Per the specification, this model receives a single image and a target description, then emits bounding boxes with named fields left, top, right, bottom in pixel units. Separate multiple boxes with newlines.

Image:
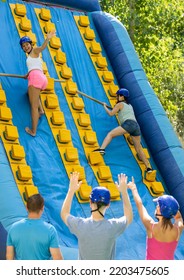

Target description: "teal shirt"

left=118, top=102, right=136, bottom=124
left=7, top=218, right=60, bottom=260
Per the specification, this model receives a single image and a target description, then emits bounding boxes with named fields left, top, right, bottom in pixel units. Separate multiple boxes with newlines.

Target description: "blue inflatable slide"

left=0, top=0, right=184, bottom=260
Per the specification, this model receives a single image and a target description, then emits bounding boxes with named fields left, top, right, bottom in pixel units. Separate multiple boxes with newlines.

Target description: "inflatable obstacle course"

left=0, top=83, right=39, bottom=203
left=74, top=15, right=164, bottom=197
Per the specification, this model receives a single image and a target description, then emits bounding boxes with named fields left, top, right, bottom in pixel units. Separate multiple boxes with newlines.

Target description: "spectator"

left=6, top=193, right=63, bottom=260
left=128, top=177, right=184, bottom=259
left=61, top=171, right=133, bottom=260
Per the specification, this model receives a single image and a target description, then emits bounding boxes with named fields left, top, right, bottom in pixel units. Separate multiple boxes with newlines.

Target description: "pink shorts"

left=28, top=70, right=48, bottom=90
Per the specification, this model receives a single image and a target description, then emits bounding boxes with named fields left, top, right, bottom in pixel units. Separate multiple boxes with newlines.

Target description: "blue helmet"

left=153, top=195, right=179, bottom=218
left=90, top=187, right=110, bottom=205
left=19, top=36, right=32, bottom=47
left=116, top=88, right=129, bottom=97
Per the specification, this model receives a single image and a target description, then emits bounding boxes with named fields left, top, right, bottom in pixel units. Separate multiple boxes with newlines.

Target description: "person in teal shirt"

left=6, top=194, right=63, bottom=260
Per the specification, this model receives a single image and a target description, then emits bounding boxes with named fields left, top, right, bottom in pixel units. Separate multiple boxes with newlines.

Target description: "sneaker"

left=146, top=167, right=153, bottom=173
left=93, top=148, right=105, bottom=155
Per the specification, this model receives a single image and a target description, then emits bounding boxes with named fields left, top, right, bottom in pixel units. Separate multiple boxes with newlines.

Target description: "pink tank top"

left=146, top=224, right=179, bottom=260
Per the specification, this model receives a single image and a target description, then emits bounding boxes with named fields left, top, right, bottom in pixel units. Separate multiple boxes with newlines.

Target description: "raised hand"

left=69, top=171, right=82, bottom=192
left=127, top=176, right=137, bottom=191
left=47, top=30, right=56, bottom=40
left=115, top=173, right=128, bottom=193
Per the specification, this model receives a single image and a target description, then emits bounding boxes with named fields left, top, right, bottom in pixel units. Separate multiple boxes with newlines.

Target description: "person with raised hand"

left=128, top=177, right=184, bottom=260
left=19, top=30, right=56, bottom=136
left=61, top=172, right=133, bottom=260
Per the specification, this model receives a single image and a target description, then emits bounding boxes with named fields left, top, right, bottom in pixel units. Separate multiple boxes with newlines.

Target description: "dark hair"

left=27, top=194, right=44, bottom=213
left=116, top=95, right=129, bottom=105
left=161, top=217, right=173, bottom=231
left=96, top=201, right=108, bottom=209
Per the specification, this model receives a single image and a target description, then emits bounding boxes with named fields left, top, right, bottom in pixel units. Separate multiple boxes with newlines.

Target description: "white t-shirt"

left=26, top=56, right=43, bottom=72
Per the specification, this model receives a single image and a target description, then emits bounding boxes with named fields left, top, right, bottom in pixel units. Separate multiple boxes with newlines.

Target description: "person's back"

left=67, top=216, right=127, bottom=260
left=61, top=172, right=133, bottom=260
left=7, top=218, right=60, bottom=260
left=146, top=223, right=179, bottom=260
left=118, top=102, right=136, bottom=124
left=6, top=194, right=63, bottom=260
left=128, top=181, right=184, bottom=260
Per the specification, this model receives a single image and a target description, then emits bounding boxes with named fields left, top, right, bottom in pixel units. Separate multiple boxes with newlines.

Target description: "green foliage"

left=100, top=0, right=184, bottom=140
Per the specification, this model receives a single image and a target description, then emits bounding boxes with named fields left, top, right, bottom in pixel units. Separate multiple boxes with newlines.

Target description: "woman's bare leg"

left=38, top=97, right=44, bottom=116
left=100, top=126, right=126, bottom=149
left=132, top=135, right=151, bottom=169
left=26, top=86, right=40, bottom=136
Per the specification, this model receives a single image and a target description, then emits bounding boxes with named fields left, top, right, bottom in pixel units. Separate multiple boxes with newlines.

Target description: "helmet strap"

left=91, top=208, right=104, bottom=218
left=155, top=213, right=163, bottom=217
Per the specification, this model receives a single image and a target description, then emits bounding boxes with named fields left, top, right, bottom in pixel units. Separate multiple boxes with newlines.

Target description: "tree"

left=100, top=0, right=184, bottom=141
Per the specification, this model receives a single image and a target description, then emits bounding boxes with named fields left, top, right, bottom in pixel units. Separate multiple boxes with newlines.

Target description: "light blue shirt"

left=7, top=218, right=60, bottom=260
left=118, top=102, right=136, bottom=124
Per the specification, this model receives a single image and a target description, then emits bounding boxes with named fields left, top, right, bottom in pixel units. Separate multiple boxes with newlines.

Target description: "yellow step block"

left=96, top=57, right=107, bottom=68
left=108, top=84, right=119, bottom=97
left=102, top=71, right=114, bottom=83
left=84, top=28, right=95, bottom=40
left=26, top=31, right=37, bottom=45
left=17, top=165, right=32, bottom=181
left=69, top=165, right=86, bottom=180
left=88, top=152, right=103, bottom=165
left=11, top=144, right=25, bottom=160
left=150, top=182, right=164, bottom=195
left=65, top=147, right=78, bottom=162
left=40, top=8, right=51, bottom=21
left=97, top=166, right=112, bottom=180
left=55, top=50, right=66, bottom=64
left=78, top=113, right=91, bottom=127
left=45, top=95, right=59, bottom=109
left=19, top=17, right=31, bottom=32
left=58, top=129, right=71, bottom=143
left=0, top=90, right=6, bottom=104
left=60, top=65, right=72, bottom=79
left=24, top=185, right=39, bottom=201
left=51, top=111, right=65, bottom=126
left=65, top=80, right=77, bottom=95
left=4, top=125, right=19, bottom=141
left=50, top=36, right=61, bottom=49
left=78, top=184, right=92, bottom=201
left=0, top=107, right=12, bottom=121
left=144, top=169, right=157, bottom=182
left=90, top=41, right=102, bottom=54
left=78, top=15, right=90, bottom=27
left=44, top=21, right=55, bottom=33
left=45, top=77, right=55, bottom=91
left=72, top=97, right=84, bottom=110
left=106, top=183, right=120, bottom=200
left=42, top=61, right=48, bottom=75
left=84, top=131, right=97, bottom=145
left=14, top=3, right=27, bottom=16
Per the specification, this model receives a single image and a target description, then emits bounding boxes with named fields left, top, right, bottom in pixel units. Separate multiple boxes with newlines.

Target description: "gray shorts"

left=121, top=119, right=141, bottom=136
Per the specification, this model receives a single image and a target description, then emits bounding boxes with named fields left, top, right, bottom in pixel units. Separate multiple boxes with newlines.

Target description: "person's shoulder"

left=9, top=218, right=27, bottom=231
left=114, top=101, right=123, bottom=110
left=108, top=216, right=127, bottom=224
left=42, top=220, right=56, bottom=228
